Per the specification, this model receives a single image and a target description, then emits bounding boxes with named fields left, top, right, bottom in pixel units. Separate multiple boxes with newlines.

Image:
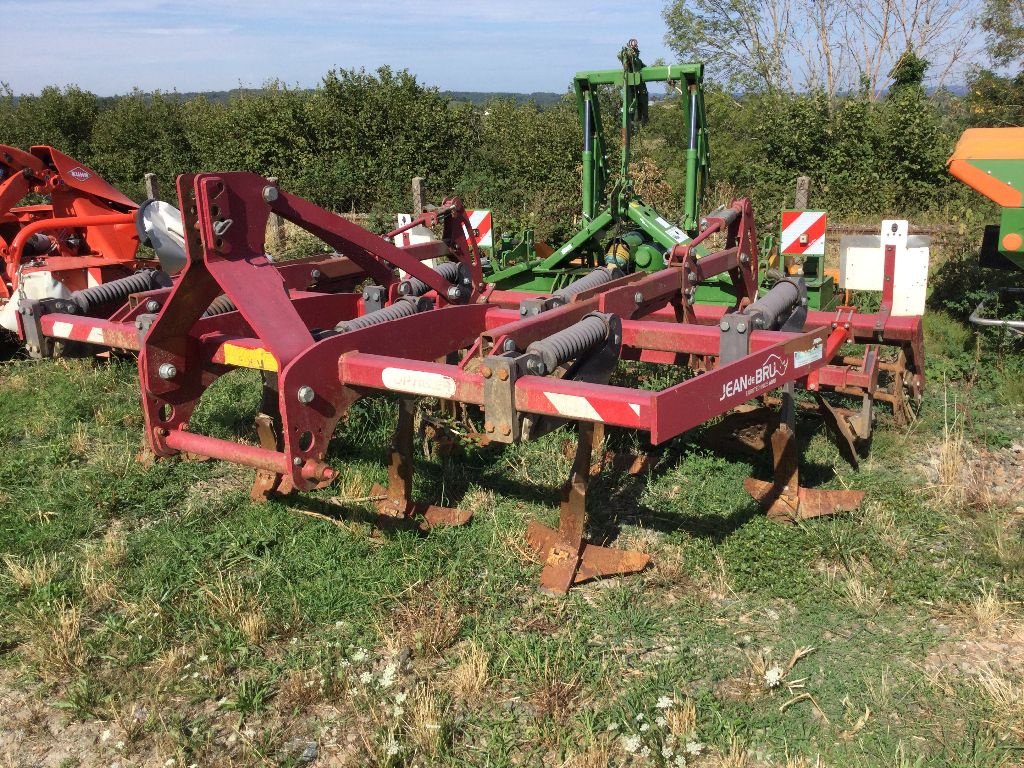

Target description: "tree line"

left=0, top=47, right=1019, bottom=243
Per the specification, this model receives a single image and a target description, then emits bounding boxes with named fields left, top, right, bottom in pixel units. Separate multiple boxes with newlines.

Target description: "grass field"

left=1, top=298, right=1023, bottom=766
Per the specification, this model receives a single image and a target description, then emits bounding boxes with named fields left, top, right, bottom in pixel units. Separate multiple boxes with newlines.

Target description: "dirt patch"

left=921, top=439, right=1024, bottom=509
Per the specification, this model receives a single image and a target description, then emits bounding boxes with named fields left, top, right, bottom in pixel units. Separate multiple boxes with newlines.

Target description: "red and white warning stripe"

left=466, top=210, right=492, bottom=248
left=780, top=211, right=826, bottom=255
left=541, top=391, right=643, bottom=425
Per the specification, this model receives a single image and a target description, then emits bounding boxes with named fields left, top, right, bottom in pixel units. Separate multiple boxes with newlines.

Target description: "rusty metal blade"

left=419, top=505, right=473, bottom=530
left=796, top=488, right=864, bottom=519
left=814, top=394, right=860, bottom=470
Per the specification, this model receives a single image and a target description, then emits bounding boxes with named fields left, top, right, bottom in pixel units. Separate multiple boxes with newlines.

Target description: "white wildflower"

left=163, top=760, right=176, bottom=768
left=115, top=741, right=125, bottom=750
left=290, top=637, right=298, bottom=645
left=656, top=695, right=674, bottom=709
left=198, top=654, right=209, bottom=663
left=395, top=691, right=408, bottom=704
left=359, top=671, right=373, bottom=685
left=640, top=723, right=650, bottom=732
left=379, top=662, right=398, bottom=689
left=685, top=740, right=704, bottom=756
left=656, top=716, right=668, bottom=727
left=606, top=722, right=620, bottom=731
left=385, top=738, right=400, bottom=756
left=635, top=713, right=645, bottom=721
left=620, top=734, right=642, bottom=754
left=100, top=730, right=112, bottom=743
left=764, top=664, right=784, bottom=688
left=350, top=648, right=368, bottom=663
left=640, top=746, right=651, bottom=758
left=673, top=756, right=688, bottom=768
left=393, top=706, right=404, bottom=717
left=662, top=745, right=675, bottom=758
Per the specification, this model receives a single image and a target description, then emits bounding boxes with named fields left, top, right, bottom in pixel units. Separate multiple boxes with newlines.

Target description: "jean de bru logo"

left=719, top=353, right=789, bottom=401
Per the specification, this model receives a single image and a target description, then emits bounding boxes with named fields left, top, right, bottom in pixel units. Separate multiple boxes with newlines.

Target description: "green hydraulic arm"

left=486, top=40, right=709, bottom=290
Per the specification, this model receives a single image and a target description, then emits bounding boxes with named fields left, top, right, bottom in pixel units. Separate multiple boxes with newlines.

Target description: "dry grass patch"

left=861, top=501, right=909, bottom=559
left=380, top=589, right=463, bottom=657
left=202, top=572, right=269, bottom=644
left=2, top=553, right=59, bottom=590
left=16, top=598, right=85, bottom=680
left=405, top=683, right=446, bottom=757
left=447, top=640, right=489, bottom=699
left=528, top=661, right=582, bottom=723
left=974, top=664, right=1024, bottom=738
left=823, top=557, right=887, bottom=615
left=278, top=666, right=329, bottom=711
left=562, top=737, right=613, bottom=768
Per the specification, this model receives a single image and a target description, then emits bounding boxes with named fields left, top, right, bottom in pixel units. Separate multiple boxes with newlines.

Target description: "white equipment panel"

left=839, top=220, right=930, bottom=316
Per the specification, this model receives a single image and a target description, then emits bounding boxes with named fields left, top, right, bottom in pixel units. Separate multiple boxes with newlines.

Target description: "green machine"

left=948, top=127, right=1024, bottom=333
left=485, top=40, right=716, bottom=295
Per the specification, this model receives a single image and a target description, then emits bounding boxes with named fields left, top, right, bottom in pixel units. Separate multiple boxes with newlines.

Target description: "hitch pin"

left=213, top=218, right=233, bottom=236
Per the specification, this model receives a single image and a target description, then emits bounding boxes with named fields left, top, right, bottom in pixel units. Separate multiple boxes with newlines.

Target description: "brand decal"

left=719, top=353, right=789, bottom=401
left=68, top=166, right=91, bottom=182
left=794, top=340, right=824, bottom=368
left=382, top=367, right=457, bottom=398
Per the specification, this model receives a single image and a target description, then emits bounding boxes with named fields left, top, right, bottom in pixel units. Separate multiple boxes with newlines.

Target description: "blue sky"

left=0, top=0, right=675, bottom=95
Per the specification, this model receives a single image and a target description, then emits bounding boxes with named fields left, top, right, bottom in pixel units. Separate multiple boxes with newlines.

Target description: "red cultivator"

left=6, top=170, right=927, bottom=593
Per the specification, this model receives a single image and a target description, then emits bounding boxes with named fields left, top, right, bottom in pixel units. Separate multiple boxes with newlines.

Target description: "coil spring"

left=401, top=261, right=463, bottom=296
left=69, top=269, right=165, bottom=315
left=552, top=267, right=622, bottom=302
left=334, top=297, right=424, bottom=333
left=526, top=313, right=609, bottom=375
left=202, top=295, right=237, bottom=317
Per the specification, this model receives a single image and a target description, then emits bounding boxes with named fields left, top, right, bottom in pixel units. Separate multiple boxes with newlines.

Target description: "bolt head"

left=736, top=322, right=747, bottom=333
left=484, top=421, right=494, bottom=433
left=293, top=456, right=303, bottom=466
left=145, top=299, right=161, bottom=313
left=157, top=363, right=177, bottom=380
left=502, top=338, right=517, bottom=353
left=446, top=285, right=462, bottom=301
left=297, top=385, right=315, bottom=404
left=520, top=306, right=528, bottom=315
left=497, top=368, right=509, bottom=381
left=688, top=271, right=698, bottom=282
left=720, top=320, right=731, bottom=331
left=480, top=366, right=492, bottom=379
left=262, top=185, right=279, bottom=203
left=397, top=281, right=411, bottom=296
left=310, top=269, right=321, bottom=280
left=633, top=291, right=644, bottom=304
left=500, top=425, right=512, bottom=436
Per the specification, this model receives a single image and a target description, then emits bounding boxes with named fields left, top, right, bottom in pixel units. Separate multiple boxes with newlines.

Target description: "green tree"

left=662, top=0, right=790, bottom=92
left=89, top=90, right=196, bottom=200
left=981, top=0, right=1024, bottom=66
left=5, top=86, right=100, bottom=161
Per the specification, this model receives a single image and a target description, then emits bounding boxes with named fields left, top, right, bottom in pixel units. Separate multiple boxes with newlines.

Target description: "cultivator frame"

left=123, top=172, right=905, bottom=590
left=2, top=167, right=930, bottom=591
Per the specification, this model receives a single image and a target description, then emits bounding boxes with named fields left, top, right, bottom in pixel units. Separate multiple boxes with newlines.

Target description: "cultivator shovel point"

left=525, top=423, right=649, bottom=594
left=744, top=421, right=865, bottom=523
left=370, top=397, right=472, bottom=531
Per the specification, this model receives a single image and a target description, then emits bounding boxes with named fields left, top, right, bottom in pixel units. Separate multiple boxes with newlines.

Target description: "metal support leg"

left=251, top=373, right=295, bottom=501
left=371, top=397, right=472, bottom=530
left=525, top=421, right=649, bottom=594
left=745, top=384, right=864, bottom=522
